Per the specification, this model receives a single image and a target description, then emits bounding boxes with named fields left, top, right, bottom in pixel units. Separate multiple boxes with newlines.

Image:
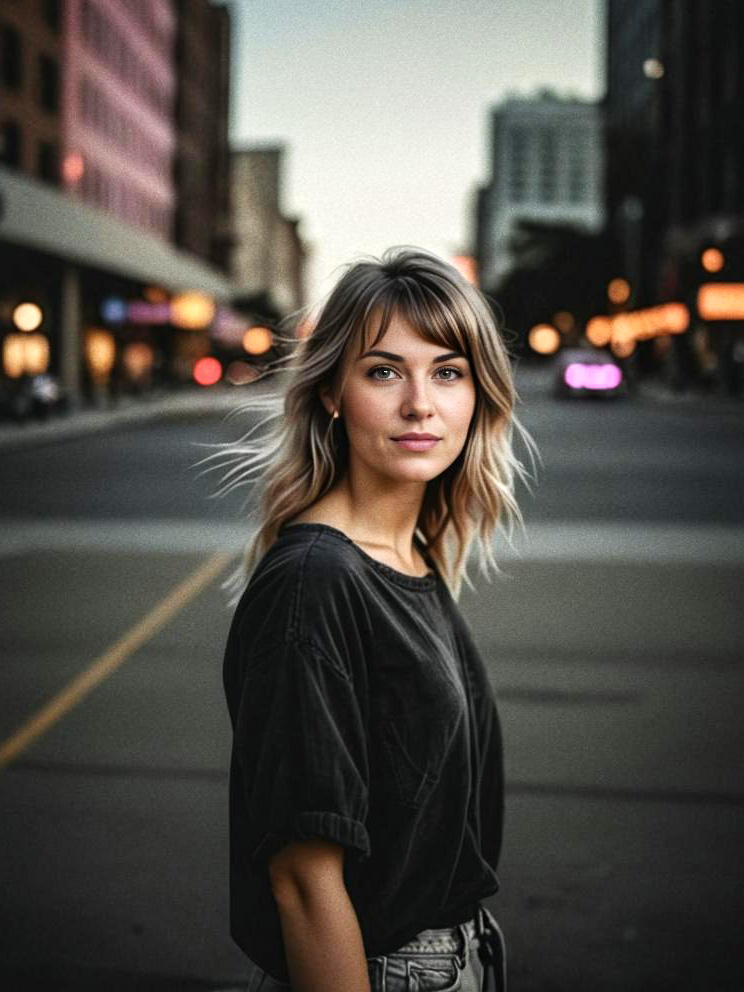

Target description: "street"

left=1, top=367, right=743, bottom=991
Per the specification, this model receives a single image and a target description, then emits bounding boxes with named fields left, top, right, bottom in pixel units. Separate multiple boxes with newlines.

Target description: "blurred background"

left=0, top=1, right=743, bottom=990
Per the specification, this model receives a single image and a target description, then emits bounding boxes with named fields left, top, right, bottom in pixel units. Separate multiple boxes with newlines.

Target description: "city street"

left=1, top=367, right=743, bottom=991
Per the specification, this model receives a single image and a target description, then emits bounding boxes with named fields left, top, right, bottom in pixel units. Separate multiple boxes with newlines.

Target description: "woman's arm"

left=269, top=838, right=372, bottom=992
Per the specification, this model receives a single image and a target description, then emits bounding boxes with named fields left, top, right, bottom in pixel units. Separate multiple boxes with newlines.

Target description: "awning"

left=0, top=165, right=235, bottom=300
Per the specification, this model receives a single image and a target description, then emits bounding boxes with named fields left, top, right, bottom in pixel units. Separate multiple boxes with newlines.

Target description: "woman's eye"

left=367, top=366, right=463, bottom=381
left=436, top=367, right=463, bottom=380
left=368, top=366, right=398, bottom=380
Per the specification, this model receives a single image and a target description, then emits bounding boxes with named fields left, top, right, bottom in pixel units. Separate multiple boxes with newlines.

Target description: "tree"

left=484, top=221, right=623, bottom=355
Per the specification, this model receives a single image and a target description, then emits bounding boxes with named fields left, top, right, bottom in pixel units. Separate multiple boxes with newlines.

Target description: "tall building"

left=657, top=2, right=744, bottom=264
left=607, top=0, right=744, bottom=286
left=476, top=93, right=604, bottom=290
left=0, top=0, right=63, bottom=185
left=606, top=0, right=744, bottom=386
left=173, top=0, right=231, bottom=271
left=604, top=0, right=664, bottom=309
left=62, top=0, right=177, bottom=240
left=230, top=144, right=306, bottom=315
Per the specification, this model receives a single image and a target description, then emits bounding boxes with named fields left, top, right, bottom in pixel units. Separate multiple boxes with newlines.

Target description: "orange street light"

left=701, top=248, right=725, bottom=274
left=171, top=291, right=215, bottom=330
left=242, top=326, right=273, bottom=355
left=697, top=283, right=744, bottom=320
left=528, top=324, right=560, bottom=355
left=607, top=278, right=631, bottom=305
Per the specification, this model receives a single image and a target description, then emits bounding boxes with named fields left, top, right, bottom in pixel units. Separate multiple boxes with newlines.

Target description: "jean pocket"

left=382, top=715, right=442, bottom=809
left=407, top=955, right=463, bottom=992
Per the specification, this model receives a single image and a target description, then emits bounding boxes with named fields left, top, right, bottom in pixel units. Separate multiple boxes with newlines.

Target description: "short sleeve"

left=233, top=637, right=371, bottom=872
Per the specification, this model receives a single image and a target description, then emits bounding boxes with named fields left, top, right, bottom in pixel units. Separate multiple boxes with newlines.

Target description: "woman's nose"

left=400, top=376, right=434, bottom=418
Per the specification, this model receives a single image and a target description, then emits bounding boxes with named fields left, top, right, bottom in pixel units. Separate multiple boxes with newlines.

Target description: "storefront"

left=0, top=164, right=235, bottom=408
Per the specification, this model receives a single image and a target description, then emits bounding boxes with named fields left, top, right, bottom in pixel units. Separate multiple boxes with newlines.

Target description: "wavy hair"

left=194, top=246, right=540, bottom=605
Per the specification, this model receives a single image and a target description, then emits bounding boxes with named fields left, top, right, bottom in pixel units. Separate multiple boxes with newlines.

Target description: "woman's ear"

left=318, top=384, right=336, bottom=418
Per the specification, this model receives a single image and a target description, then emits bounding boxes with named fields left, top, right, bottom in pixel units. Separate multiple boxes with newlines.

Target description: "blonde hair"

left=195, top=246, right=540, bottom=605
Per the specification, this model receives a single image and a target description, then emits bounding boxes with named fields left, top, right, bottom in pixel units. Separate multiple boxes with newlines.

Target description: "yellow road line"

left=0, top=551, right=233, bottom=771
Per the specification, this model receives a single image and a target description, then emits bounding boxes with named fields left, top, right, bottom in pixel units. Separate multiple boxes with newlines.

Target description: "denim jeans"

left=243, top=912, right=488, bottom=992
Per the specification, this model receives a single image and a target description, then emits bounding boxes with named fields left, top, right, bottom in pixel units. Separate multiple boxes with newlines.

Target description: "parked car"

left=0, top=374, right=70, bottom=422
left=553, top=348, right=628, bottom=400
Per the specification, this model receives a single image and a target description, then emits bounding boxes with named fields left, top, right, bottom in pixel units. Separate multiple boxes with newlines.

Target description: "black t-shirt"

left=222, top=522, right=504, bottom=982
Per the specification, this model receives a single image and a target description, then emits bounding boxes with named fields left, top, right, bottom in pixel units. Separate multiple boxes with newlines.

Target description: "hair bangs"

left=355, top=277, right=471, bottom=362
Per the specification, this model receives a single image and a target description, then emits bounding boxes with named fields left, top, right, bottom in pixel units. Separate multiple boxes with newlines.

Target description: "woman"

left=213, top=247, right=538, bottom=992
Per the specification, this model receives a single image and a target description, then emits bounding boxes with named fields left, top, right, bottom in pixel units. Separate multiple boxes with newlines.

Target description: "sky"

left=226, top=0, right=605, bottom=305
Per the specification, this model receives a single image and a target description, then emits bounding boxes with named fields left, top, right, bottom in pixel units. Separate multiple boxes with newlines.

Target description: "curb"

left=0, top=381, right=277, bottom=453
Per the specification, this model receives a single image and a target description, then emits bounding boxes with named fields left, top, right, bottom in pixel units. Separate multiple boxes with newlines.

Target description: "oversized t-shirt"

left=222, top=521, right=504, bottom=982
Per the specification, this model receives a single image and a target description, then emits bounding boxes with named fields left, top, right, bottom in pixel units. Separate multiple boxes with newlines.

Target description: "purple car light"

left=564, top=362, right=623, bottom=391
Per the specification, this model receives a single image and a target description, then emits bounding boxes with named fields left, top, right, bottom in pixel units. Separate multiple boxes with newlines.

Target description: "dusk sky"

left=227, top=0, right=605, bottom=305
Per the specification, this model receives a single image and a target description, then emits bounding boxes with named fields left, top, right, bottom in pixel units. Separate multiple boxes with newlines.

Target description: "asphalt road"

left=0, top=367, right=743, bottom=991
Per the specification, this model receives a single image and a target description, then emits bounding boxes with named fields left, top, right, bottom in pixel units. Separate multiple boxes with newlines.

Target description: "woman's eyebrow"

left=357, top=349, right=465, bottom=363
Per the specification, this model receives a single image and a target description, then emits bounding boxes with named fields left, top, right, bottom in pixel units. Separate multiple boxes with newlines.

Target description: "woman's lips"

left=393, top=438, right=440, bottom=451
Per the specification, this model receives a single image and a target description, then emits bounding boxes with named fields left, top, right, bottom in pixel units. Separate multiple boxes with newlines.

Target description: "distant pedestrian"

left=215, top=246, right=538, bottom=991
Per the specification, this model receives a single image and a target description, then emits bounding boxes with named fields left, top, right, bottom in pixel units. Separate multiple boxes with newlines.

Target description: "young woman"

left=214, top=247, right=537, bottom=992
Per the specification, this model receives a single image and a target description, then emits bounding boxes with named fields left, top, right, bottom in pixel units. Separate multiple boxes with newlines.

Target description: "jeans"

left=244, top=909, right=497, bottom=991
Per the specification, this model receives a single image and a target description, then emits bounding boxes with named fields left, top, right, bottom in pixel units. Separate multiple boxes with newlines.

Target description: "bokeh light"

left=643, top=57, right=665, bottom=79
left=697, top=283, right=744, bottom=320
left=171, top=291, right=216, bottom=330
left=194, top=356, right=222, bottom=386
left=85, top=329, right=117, bottom=382
left=586, top=316, right=612, bottom=347
left=3, top=333, right=50, bottom=377
left=528, top=324, right=561, bottom=354
left=611, top=337, right=636, bottom=358
left=700, top=248, right=724, bottom=274
left=62, top=152, right=85, bottom=183
left=12, top=302, right=43, bottom=332
left=607, top=278, right=631, bottom=304
left=122, top=342, right=154, bottom=381
left=242, top=326, right=273, bottom=355
left=553, top=311, right=574, bottom=333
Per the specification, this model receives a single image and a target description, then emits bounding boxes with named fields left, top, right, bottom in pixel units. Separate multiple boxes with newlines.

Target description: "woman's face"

left=332, top=310, right=477, bottom=486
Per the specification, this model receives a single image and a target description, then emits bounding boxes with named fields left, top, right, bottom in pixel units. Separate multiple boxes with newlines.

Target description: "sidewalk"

left=0, top=381, right=276, bottom=453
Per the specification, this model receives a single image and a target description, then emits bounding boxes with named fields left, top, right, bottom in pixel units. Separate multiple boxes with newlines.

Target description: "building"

left=476, top=92, right=605, bottom=290
left=62, top=0, right=176, bottom=240
left=230, top=144, right=306, bottom=315
left=173, top=0, right=231, bottom=270
left=605, top=0, right=744, bottom=387
left=0, top=1, right=237, bottom=407
left=0, top=0, right=63, bottom=185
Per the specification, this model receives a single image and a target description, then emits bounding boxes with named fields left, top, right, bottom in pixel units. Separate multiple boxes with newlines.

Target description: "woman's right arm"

left=269, top=838, right=372, bottom=992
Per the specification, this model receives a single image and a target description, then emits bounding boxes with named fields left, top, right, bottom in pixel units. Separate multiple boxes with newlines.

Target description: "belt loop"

left=455, top=920, right=470, bottom=970
left=475, top=902, right=507, bottom=992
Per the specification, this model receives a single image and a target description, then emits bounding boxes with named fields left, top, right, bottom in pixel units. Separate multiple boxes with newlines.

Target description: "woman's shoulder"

left=232, top=523, right=370, bottom=675
left=237, top=521, right=365, bottom=622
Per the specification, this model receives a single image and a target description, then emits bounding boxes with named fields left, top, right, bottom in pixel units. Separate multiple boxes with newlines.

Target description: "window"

left=568, top=153, right=585, bottom=204
left=38, top=54, right=59, bottom=113
left=0, top=23, right=22, bottom=89
left=38, top=139, right=58, bottom=183
left=81, top=0, right=92, bottom=42
left=0, top=119, right=22, bottom=166
left=568, top=174, right=584, bottom=203
left=42, top=0, right=61, bottom=33
left=539, top=128, right=558, bottom=203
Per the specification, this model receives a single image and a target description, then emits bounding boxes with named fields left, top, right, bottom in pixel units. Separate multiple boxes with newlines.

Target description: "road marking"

left=0, top=552, right=233, bottom=771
